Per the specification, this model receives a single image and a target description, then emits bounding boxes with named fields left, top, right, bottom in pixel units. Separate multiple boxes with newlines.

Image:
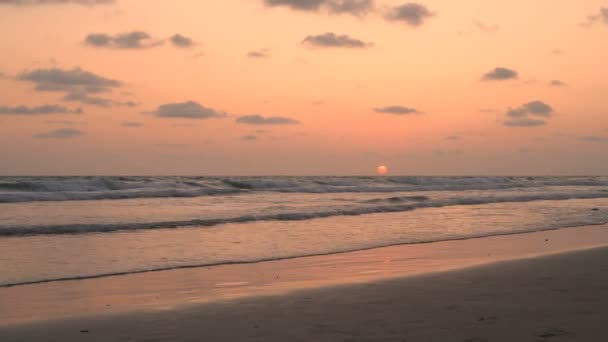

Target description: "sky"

left=0, top=0, right=607, bottom=176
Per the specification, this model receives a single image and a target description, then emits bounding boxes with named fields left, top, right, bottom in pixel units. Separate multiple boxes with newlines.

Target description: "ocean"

left=0, top=176, right=607, bottom=287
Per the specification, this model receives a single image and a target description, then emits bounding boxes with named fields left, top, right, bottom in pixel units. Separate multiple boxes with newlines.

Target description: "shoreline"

left=1, top=223, right=607, bottom=328
left=3, top=220, right=608, bottom=289
left=2, top=244, right=608, bottom=341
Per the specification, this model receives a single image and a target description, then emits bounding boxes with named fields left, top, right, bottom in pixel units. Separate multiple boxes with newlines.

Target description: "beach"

left=3, top=0, right=608, bottom=339
left=2, top=223, right=607, bottom=341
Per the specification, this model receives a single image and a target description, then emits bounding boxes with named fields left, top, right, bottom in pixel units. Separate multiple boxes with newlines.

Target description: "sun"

left=376, top=165, right=388, bottom=175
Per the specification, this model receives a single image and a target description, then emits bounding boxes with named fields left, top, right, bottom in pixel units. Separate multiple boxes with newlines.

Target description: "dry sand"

left=1, top=225, right=608, bottom=341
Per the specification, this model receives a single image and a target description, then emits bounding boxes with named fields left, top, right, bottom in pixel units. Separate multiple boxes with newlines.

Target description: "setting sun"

left=376, top=165, right=388, bottom=175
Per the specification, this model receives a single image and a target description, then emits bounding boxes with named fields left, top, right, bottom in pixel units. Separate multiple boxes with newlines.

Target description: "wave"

left=3, top=220, right=607, bottom=288
left=1, top=176, right=608, bottom=203
left=2, top=190, right=606, bottom=237
left=364, top=195, right=430, bottom=203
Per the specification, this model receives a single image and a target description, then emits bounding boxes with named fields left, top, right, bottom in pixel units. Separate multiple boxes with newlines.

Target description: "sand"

left=1, top=225, right=608, bottom=341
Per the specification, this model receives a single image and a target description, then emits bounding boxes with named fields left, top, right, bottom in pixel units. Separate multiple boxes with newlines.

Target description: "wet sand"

left=1, top=224, right=608, bottom=341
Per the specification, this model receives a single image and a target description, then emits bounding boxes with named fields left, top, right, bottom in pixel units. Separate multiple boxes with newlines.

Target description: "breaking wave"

left=2, top=190, right=607, bottom=237
left=1, top=176, right=608, bottom=203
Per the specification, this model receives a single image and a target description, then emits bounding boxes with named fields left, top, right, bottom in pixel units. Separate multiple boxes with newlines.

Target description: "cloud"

left=240, top=134, right=258, bottom=141
left=148, top=101, right=226, bottom=119
left=45, top=120, right=87, bottom=125
left=549, top=80, right=566, bottom=87
left=264, top=0, right=326, bottom=11
left=326, top=0, right=373, bottom=15
left=504, top=118, right=547, bottom=127
left=247, top=48, right=271, bottom=58
left=113, top=100, right=138, bottom=107
left=384, top=3, right=434, bottom=26
left=169, top=34, right=195, bottom=48
left=17, top=67, right=121, bottom=93
left=482, top=67, right=518, bottom=81
left=433, top=149, right=463, bottom=158
left=236, top=114, right=300, bottom=125
left=526, top=101, right=553, bottom=115
left=153, top=143, right=198, bottom=149
left=86, top=32, right=196, bottom=50
left=62, top=92, right=137, bottom=107
left=506, top=101, right=553, bottom=118
left=473, top=20, right=499, bottom=32
left=0, top=104, right=82, bottom=115
left=33, top=128, right=85, bottom=139
left=445, top=135, right=462, bottom=141
left=122, top=121, right=142, bottom=127
left=302, top=32, right=372, bottom=48
left=580, top=136, right=608, bottom=142
left=374, top=105, right=421, bottom=115
left=85, top=31, right=162, bottom=49
left=581, top=7, right=608, bottom=27
left=263, top=0, right=374, bottom=16
left=61, top=92, right=111, bottom=107
left=0, top=0, right=112, bottom=5
left=503, top=101, right=553, bottom=127
left=16, top=67, right=134, bottom=107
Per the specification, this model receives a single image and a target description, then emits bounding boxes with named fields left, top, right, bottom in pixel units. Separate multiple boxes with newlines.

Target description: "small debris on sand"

left=537, top=328, right=575, bottom=339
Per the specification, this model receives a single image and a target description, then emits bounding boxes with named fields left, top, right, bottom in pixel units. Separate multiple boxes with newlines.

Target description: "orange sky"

left=0, top=0, right=607, bottom=175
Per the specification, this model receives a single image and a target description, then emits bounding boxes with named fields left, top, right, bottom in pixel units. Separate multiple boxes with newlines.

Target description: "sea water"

left=0, top=176, right=607, bottom=286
